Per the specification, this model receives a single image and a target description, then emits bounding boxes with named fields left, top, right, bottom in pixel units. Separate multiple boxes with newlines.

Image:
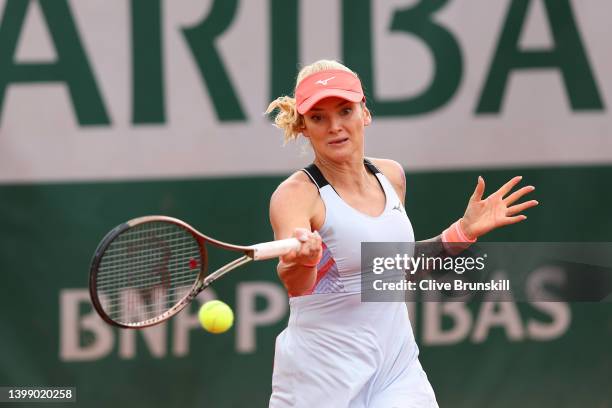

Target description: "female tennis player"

left=266, top=60, right=538, bottom=407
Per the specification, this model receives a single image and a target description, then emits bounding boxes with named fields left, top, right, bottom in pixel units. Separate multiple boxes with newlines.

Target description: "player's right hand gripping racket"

left=89, top=216, right=300, bottom=329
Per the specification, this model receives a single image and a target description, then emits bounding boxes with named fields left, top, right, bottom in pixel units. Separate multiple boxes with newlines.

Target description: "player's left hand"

left=460, top=176, right=539, bottom=239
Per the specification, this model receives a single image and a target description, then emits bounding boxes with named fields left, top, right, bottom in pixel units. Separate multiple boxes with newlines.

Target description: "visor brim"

left=297, top=89, right=364, bottom=115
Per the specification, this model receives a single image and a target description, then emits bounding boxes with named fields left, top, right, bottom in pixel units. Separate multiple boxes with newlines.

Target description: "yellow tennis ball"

left=198, top=300, right=234, bottom=334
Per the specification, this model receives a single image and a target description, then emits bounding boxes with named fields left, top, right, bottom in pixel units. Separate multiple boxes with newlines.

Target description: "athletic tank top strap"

left=363, top=158, right=381, bottom=175
left=302, top=163, right=329, bottom=189
left=302, top=159, right=380, bottom=190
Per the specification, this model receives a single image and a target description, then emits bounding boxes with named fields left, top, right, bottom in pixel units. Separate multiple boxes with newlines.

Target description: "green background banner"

left=1, top=167, right=611, bottom=407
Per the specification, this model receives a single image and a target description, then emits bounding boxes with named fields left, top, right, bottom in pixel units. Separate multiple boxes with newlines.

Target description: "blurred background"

left=0, top=0, right=610, bottom=406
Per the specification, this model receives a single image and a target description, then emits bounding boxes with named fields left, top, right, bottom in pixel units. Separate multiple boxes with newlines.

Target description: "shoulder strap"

left=364, top=158, right=381, bottom=175
left=301, top=163, right=329, bottom=190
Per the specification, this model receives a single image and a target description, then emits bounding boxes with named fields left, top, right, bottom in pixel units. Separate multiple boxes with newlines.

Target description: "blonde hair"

left=266, top=60, right=357, bottom=143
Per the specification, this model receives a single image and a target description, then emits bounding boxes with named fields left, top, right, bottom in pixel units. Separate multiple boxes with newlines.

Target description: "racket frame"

left=89, top=216, right=298, bottom=329
left=89, top=215, right=255, bottom=329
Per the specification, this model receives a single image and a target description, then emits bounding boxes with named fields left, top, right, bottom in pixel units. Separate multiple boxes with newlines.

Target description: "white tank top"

left=301, top=159, right=415, bottom=295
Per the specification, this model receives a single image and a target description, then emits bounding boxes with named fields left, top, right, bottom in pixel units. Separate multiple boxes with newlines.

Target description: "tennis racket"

left=89, top=215, right=300, bottom=329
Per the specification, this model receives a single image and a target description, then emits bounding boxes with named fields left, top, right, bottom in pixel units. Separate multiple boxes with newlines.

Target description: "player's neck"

left=314, top=156, right=373, bottom=192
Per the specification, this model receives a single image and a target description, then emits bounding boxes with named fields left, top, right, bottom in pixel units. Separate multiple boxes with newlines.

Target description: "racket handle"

left=250, top=238, right=301, bottom=260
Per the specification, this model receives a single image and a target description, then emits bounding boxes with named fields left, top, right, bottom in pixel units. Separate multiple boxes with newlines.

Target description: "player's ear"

left=300, top=123, right=310, bottom=138
left=363, top=105, right=372, bottom=126
left=297, top=113, right=309, bottom=138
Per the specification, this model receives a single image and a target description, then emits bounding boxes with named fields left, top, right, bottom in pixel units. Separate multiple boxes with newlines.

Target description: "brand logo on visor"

left=315, top=76, right=336, bottom=86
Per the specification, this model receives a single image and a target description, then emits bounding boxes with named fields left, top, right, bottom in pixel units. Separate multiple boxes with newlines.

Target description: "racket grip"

left=251, top=238, right=301, bottom=260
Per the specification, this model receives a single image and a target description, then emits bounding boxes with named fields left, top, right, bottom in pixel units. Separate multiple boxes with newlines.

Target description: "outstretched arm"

left=269, top=173, right=323, bottom=297
left=458, top=175, right=538, bottom=240
left=418, top=175, right=538, bottom=258
left=369, top=159, right=538, bottom=252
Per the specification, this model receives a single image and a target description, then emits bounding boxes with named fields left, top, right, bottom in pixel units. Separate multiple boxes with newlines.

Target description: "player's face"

left=301, top=97, right=371, bottom=161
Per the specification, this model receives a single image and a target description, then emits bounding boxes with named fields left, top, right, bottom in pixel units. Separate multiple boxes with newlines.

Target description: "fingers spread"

left=497, top=176, right=523, bottom=198
left=503, top=185, right=535, bottom=205
left=507, top=200, right=539, bottom=216
left=503, top=214, right=527, bottom=225
left=471, top=176, right=486, bottom=202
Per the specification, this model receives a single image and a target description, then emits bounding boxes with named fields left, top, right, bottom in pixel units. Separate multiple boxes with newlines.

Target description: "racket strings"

left=96, top=243, right=200, bottom=285
left=98, top=287, right=193, bottom=319
left=95, top=222, right=203, bottom=325
left=99, top=238, right=198, bottom=262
